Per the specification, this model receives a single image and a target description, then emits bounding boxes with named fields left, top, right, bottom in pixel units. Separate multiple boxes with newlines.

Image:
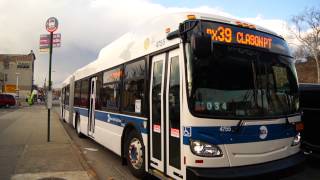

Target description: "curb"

left=52, top=108, right=98, bottom=180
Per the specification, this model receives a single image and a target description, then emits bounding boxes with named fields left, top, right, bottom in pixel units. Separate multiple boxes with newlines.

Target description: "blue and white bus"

left=60, top=12, right=304, bottom=179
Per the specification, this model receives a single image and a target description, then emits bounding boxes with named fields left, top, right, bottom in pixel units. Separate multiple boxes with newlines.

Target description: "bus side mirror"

left=191, top=34, right=212, bottom=58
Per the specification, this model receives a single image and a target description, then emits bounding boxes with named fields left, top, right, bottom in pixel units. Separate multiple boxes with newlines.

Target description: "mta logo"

left=183, top=127, right=192, bottom=137
left=259, top=126, right=268, bottom=139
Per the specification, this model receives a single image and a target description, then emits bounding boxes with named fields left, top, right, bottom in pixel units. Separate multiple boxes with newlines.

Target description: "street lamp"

left=16, top=72, right=20, bottom=98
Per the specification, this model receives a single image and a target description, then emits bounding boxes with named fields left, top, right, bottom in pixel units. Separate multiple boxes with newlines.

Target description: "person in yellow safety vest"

left=27, top=91, right=36, bottom=105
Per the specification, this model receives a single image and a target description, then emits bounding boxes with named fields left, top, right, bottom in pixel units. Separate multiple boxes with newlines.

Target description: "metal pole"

left=48, top=32, right=53, bottom=142
left=16, top=73, right=19, bottom=97
left=16, top=75, right=18, bottom=90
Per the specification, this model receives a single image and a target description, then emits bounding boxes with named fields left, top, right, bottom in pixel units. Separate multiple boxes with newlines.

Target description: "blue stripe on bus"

left=74, top=107, right=148, bottom=134
left=183, top=124, right=297, bottom=145
left=73, top=107, right=297, bottom=145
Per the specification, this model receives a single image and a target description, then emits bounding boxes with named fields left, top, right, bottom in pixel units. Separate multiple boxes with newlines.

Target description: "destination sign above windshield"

left=206, top=26, right=272, bottom=49
left=202, top=21, right=290, bottom=56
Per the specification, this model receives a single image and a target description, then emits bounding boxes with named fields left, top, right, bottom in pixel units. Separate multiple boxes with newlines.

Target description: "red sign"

left=170, top=128, right=180, bottom=138
left=40, top=34, right=61, bottom=45
left=153, top=124, right=161, bottom=133
left=39, top=33, right=61, bottom=52
left=46, top=17, right=58, bottom=33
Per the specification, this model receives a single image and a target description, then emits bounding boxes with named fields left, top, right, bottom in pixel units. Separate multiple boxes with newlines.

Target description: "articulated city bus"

left=60, top=12, right=304, bottom=179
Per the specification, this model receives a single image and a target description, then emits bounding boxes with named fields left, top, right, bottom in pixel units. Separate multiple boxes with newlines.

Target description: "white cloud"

left=0, top=0, right=296, bottom=88
left=242, top=15, right=289, bottom=36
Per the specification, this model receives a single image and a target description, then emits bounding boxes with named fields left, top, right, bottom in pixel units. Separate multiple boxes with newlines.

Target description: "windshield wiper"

left=239, top=89, right=254, bottom=116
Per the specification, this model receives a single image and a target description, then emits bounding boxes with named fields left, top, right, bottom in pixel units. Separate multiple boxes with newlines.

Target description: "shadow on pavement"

left=306, top=156, right=320, bottom=169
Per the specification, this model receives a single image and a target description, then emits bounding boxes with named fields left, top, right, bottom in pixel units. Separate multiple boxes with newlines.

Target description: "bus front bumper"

left=187, top=152, right=305, bottom=179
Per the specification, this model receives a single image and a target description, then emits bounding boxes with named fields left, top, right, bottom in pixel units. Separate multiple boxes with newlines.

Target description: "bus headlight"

left=190, top=139, right=222, bottom=157
left=292, top=133, right=301, bottom=146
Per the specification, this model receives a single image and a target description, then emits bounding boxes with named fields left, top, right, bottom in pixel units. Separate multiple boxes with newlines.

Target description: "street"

left=0, top=105, right=319, bottom=180
left=0, top=107, right=18, bottom=117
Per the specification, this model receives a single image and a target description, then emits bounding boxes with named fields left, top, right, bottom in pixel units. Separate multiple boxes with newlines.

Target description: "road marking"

left=83, top=147, right=98, bottom=152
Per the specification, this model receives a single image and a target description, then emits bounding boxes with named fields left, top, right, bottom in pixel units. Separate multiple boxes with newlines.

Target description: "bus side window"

left=101, top=67, right=122, bottom=111
left=61, top=88, right=64, bottom=104
left=95, top=73, right=103, bottom=110
left=74, top=81, right=81, bottom=107
left=65, top=85, right=70, bottom=105
left=80, top=79, right=89, bottom=108
left=122, top=59, right=145, bottom=114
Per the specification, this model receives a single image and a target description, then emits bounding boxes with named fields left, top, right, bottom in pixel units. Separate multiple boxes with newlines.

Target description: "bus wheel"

left=126, top=130, right=146, bottom=178
left=76, top=115, right=85, bottom=138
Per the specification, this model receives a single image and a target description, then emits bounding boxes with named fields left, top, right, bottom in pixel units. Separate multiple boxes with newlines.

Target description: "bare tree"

left=292, top=45, right=309, bottom=63
left=289, top=7, right=320, bottom=83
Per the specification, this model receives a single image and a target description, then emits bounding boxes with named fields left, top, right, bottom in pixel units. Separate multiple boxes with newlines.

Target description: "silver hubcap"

left=128, top=138, right=143, bottom=170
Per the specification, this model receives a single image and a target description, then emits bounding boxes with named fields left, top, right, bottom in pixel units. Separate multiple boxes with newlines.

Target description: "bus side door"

left=149, top=48, right=182, bottom=179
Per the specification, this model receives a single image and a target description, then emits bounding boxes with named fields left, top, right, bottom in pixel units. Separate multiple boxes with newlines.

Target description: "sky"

left=0, top=0, right=318, bottom=88
left=153, top=0, right=320, bottom=19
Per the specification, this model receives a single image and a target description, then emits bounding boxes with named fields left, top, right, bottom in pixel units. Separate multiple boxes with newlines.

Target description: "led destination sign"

left=206, top=26, right=272, bottom=49
left=202, top=22, right=290, bottom=56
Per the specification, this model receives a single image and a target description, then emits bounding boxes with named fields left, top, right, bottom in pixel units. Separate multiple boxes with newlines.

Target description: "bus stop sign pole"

left=45, top=17, right=58, bottom=142
left=47, top=31, right=53, bottom=142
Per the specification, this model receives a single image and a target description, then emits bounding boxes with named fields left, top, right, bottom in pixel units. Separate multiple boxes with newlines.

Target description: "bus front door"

left=88, top=77, right=97, bottom=137
left=150, top=49, right=182, bottom=179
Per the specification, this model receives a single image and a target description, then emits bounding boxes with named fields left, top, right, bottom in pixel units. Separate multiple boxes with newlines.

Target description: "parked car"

left=0, top=93, right=16, bottom=107
left=299, top=83, right=320, bottom=157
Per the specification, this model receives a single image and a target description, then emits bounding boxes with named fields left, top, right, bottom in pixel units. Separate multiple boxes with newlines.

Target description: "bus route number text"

left=206, top=26, right=272, bottom=49
left=156, top=39, right=166, bottom=48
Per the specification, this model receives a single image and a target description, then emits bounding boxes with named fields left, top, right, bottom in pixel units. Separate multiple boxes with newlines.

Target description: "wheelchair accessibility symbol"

left=183, top=127, right=192, bottom=137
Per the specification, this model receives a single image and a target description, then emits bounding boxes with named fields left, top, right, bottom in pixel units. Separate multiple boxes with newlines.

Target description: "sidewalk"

left=0, top=105, right=94, bottom=180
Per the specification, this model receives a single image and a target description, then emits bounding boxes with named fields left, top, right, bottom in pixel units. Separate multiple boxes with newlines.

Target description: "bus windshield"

left=186, top=44, right=299, bottom=119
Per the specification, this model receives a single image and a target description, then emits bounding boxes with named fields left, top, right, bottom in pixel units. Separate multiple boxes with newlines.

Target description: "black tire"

left=76, top=114, right=85, bottom=138
left=125, top=130, right=146, bottom=179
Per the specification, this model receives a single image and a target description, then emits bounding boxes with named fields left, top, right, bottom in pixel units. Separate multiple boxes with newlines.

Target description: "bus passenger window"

left=123, top=59, right=145, bottom=113
left=65, top=85, right=70, bottom=105
left=80, top=79, right=89, bottom=108
left=101, top=67, right=122, bottom=111
left=95, top=73, right=103, bottom=110
left=74, top=81, right=81, bottom=107
left=62, top=88, right=65, bottom=105
left=101, top=84, right=120, bottom=110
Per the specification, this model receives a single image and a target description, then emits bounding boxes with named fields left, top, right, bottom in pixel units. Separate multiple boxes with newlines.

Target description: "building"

left=0, top=51, right=36, bottom=97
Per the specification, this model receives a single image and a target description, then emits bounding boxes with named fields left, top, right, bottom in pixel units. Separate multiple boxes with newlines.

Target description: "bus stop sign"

left=46, top=17, right=58, bottom=33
